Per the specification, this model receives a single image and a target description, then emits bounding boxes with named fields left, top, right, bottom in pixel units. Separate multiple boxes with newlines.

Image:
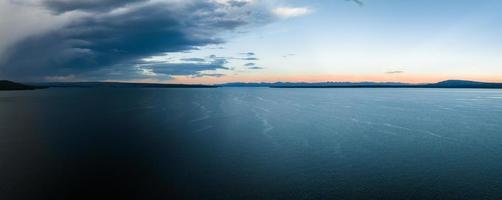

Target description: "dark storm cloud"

left=42, top=0, right=146, bottom=13
left=73, top=64, right=155, bottom=81
left=49, top=56, right=231, bottom=81
left=0, top=0, right=273, bottom=81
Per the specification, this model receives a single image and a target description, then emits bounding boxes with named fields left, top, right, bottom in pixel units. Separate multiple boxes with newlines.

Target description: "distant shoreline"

left=35, top=82, right=219, bottom=89
left=256, top=80, right=502, bottom=89
left=270, top=85, right=502, bottom=89
left=3, top=80, right=502, bottom=91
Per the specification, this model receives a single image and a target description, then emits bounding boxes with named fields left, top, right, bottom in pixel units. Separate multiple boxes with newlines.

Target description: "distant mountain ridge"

left=269, top=80, right=502, bottom=89
left=221, top=81, right=408, bottom=87
left=0, top=80, right=44, bottom=90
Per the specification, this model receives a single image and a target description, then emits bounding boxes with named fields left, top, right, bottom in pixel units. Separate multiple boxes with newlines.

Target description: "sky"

left=1, top=0, right=502, bottom=83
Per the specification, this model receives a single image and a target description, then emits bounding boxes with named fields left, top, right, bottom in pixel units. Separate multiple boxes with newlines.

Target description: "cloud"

left=193, top=73, right=225, bottom=78
left=244, top=62, right=262, bottom=69
left=282, top=53, right=296, bottom=58
left=208, top=52, right=259, bottom=61
left=143, top=58, right=229, bottom=77
left=221, top=0, right=253, bottom=8
left=241, top=52, right=255, bottom=56
left=0, top=0, right=68, bottom=57
left=273, top=7, right=311, bottom=18
left=239, top=52, right=259, bottom=61
left=42, top=0, right=147, bottom=13
left=181, top=58, right=207, bottom=62
left=346, top=0, right=364, bottom=7
left=386, top=70, right=404, bottom=74
left=0, top=0, right=275, bottom=81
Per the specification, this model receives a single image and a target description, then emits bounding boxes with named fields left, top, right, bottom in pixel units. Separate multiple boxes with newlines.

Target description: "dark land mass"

left=269, top=80, right=502, bottom=89
left=0, top=80, right=46, bottom=91
left=32, top=82, right=218, bottom=88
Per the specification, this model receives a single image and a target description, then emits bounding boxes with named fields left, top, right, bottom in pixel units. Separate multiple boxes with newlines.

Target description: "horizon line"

left=11, top=79, right=502, bottom=85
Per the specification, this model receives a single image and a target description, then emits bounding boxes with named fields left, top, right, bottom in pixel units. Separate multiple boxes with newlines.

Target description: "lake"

left=1, top=88, right=502, bottom=199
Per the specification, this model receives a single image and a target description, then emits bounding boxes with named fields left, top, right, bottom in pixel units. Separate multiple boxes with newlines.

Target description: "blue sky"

left=1, top=0, right=502, bottom=83
left=181, top=0, right=502, bottom=83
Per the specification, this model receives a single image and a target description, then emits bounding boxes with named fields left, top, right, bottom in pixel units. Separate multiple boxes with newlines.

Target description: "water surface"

left=1, top=88, right=502, bottom=199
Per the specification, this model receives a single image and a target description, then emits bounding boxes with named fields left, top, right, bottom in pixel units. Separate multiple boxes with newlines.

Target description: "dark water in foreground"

left=1, top=88, right=502, bottom=199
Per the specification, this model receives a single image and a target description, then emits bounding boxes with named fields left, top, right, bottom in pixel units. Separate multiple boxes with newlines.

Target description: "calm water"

left=1, top=88, right=502, bottom=199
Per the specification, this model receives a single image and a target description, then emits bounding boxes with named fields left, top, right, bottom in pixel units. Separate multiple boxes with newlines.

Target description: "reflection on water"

left=1, top=88, right=502, bottom=199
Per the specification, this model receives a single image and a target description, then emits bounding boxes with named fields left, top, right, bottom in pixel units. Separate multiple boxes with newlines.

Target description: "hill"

left=0, top=80, right=45, bottom=91
left=33, top=82, right=218, bottom=88
left=426, top=80, right=502, bottom=88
